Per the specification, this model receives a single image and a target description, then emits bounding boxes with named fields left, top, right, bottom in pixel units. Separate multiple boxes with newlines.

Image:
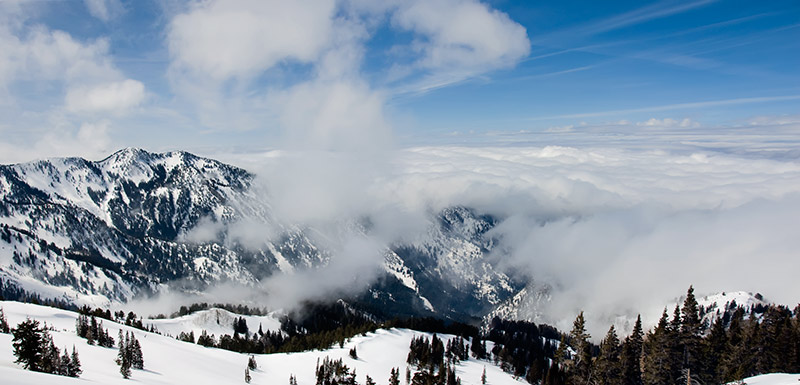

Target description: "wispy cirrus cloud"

left=529, top=94, right=800, bottom=120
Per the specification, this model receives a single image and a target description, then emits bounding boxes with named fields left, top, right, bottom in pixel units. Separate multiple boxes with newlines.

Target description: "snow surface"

left=0, top=301, right=525, bottom=385
left=144, top=308, right=283, bottom=338
left=735, top=373, right=800, bottom=385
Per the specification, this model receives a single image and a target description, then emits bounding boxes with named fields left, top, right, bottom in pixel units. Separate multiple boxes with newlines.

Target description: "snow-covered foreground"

left=0, top=301, right=524, bottom=384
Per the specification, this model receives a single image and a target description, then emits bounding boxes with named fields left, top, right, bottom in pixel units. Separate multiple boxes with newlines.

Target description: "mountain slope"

left=0, top=149, right=519, bottom=321
left=0, top=300, right=524, bottom=385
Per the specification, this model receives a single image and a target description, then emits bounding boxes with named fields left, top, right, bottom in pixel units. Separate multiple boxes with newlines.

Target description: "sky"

left=1, top=0, right=800, bottom=335
left=0, top=0, right=798, bottom=160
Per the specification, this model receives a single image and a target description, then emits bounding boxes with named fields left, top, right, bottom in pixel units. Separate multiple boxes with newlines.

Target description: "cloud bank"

left=208, top=122, right=800, bottom=336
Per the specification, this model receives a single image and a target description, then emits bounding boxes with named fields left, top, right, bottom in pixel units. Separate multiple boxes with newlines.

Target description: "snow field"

left=0, top=301, right=525, bottom=384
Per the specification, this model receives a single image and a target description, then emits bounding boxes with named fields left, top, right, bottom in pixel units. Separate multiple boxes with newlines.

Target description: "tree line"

left=486, top=286, right=800, bottom=385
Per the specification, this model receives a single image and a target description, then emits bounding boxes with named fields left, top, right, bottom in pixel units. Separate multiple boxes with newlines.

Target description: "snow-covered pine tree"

left=248, top=355, right=257, bottom=370
left=245, top=366, right=251, bottom=383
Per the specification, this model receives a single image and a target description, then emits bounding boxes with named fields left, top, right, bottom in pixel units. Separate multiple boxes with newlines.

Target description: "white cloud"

left=164, top=0, right=531, bottom=133
left=276, top=80, right=391, bottom=151
left=0, top=120, right=112, bottom=163
left=392, top=0, right=530, bottom=72
left=167, top=0, right=336, bottom=81
left=65, top=79, right=145, bottom=114
left=0, top=27, right=121, bottom=88
left=84, top=0, right=123, bottom=22
left=637, top=117, right=699, bottom=128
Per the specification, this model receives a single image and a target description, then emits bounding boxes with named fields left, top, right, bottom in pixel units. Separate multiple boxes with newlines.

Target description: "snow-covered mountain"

left=0, top=300, right=524, bottom=385
left=0, top=149, right=519, bottom=321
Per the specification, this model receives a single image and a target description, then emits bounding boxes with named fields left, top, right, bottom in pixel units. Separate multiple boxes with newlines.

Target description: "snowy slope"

left=145, top=308, right=283, bottom=338
left=0, top=301, right=525, bottom=385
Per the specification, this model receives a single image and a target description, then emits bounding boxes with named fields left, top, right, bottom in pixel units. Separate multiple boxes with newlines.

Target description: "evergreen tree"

left=666, top=305, right=683, bottom=382
left=350, top=346, right=358, bottom=359
left=567, top=312, right=593, bottom=385
left=620, top=315, right=643, bottom=385
left=554, top=336, right=568, bottom=366
left=130, top=333, right=144, bottom=369
left=389, top=367, right=401, bottom=385
left=11, top=318, right=45, bottom=371
left=59, top=347, right=72, bottom=376
left=198, top=330, right=216, bottom=347
left=679, top=286, right=703, bottom=379
left=471, top=335, right=487, bottom=359
left=39, top=330, right=60, bottom=374
left=289, top=374, right=298, bottom=385
left=0, top=307, right=10, bottom=333
left=245, top=366, right=251, bottom=383
left=69, top=345, right=82, bottom=377
left=85, top=325, right=95, bottom=345
left=703, top=316, right=727, bottom=383
left=481, top=366, right=486, bottom=384
left=595, top=325, right=622, bottom=385
left=366, top=374, right=376, bottom=385
left=248, top=355, right=258, bottom=370
left=116, top=331, right=132, bottom=379
left=641, top=309, right=675, bottom=385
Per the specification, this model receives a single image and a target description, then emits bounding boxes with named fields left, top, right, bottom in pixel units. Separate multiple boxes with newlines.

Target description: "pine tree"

left=248, top=355, right=257, bottom=370
left=245, top=366, right=251, bottom=383
left=350, top=346, right=358, bottom=359
left=595, top=325, right=622, bottom=385
left=289, top=374, right=298, bottom=385
left=39, top=330, right=61, bottom=374
left=0, top=307, right=10, bottom=333
left=526, top=357, right=545, bottom=384
left=59, top=347, right=72, bottom=376
left=642, top=309, right=675, bottom=385
left=621, top=315, right=643, bottom=385
left=680, top=286, right=703, bottom=378
left=366, top=374, right=376, bottom=385
left=116, top=331, right=132, bottom=379
left=481, top=366, right=487, bottom=384
left=719, top=307, right=748, bottom=381
left=69, top=345, right=82, bottom=377
left=85, top=325, right=95, bottom=345
left=130, top=333, right=144, bottom=369
left=390, top=367, right=401, bottom=385
left=11, top=318, right=45, bottom=371
left=567, top=312, right=592, bottom=385
left=703, top=316, right=727, bottom=383
left=554, top=336, right=568, bottom=365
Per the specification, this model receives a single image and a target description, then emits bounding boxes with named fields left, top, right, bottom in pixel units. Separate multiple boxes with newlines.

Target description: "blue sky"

left=0, top=0, right=798, bottom=161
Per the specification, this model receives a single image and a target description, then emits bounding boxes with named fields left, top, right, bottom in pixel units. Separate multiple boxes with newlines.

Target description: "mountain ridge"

left=0, top=148, right=520, bottom=322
